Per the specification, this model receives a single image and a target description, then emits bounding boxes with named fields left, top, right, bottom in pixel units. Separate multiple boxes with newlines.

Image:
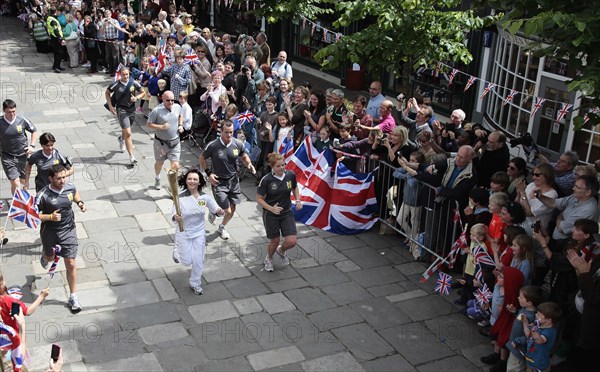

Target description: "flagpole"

left=0, top=191, right=14, bottom=250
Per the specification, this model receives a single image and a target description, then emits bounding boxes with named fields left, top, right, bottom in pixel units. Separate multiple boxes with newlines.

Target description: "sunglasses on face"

left=164, top=99, right=175, bottom=102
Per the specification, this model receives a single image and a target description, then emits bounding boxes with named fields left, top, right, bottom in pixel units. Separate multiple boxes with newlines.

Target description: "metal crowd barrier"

left=368, top=159, right=460, bottom=263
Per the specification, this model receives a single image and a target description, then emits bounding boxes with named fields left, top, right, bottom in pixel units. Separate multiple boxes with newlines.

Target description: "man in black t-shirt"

left=0, top=99, right=38, bottom=195
left=37, top=164, right=86, bottom=313
left=105, top=67, right=145, bottom=165
left=199, top=120, right=255, bottom=240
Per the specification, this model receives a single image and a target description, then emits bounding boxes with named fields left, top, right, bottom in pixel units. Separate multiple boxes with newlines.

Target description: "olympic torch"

left=167, top=169, right=184, bottom=232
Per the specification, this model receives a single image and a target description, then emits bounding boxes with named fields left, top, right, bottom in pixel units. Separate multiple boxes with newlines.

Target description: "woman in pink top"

left=200, top=71, right=227, bottom=114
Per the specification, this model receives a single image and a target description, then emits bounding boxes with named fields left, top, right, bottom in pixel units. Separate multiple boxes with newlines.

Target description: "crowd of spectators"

left=3, top=1, right=600, bottom=371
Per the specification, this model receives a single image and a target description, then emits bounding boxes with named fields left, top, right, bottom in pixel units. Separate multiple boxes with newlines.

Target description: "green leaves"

left=256, top=0, right=488, bottom=79
left=484, top=0, right=600, bottom=124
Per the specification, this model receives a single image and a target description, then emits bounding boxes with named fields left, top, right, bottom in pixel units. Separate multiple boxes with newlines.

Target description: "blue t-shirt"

left=490, top=284, right=504, bottom=326
left=506, top=308, right=536, bottom=358
left=525, top=326, right=557, bottom=371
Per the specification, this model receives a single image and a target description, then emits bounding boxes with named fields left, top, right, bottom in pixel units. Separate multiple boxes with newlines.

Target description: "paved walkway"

left=0, top=16, right=486, bottom=371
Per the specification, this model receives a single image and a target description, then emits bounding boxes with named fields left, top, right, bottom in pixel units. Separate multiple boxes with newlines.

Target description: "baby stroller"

left=237, top=144, right=261, bottom=180
left=189, top=98, right=219, bottom=148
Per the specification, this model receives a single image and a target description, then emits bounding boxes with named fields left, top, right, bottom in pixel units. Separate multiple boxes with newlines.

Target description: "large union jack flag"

left=0, top=322, right=23, bottom=372
left=156, top=41, right=169, bottom=74
left=435, top=272, right=452, bottom=295
left=286, top=137, right=378, bottom=235
left=8, top=190, right=40, bottom=230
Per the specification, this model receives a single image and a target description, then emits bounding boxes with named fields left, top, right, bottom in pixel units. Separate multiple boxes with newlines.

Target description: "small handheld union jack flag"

left=530, top=97, right=546, bottom=117
left=8, top=189, right=40, bottom=230
left=236, top=110, right=256, bottom=125
left=464, top=76, right=477, bottom=92
left=475, top=283, right=493, bottom=307
left=583, top=107, right=600, bottom=125
left=279, top=134, right=295, bottom=163
left=184, top=50, right=199, bottom=65
left=435, top=272, right=452, bottom=295
left=48, top=245, right=62, bottom=279
left=555, top=103, right=573, bottom=124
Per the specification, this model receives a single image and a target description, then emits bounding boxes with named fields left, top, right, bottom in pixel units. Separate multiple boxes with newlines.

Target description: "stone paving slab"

left=86, top=352, right=163, bottom=371
left=416, top=355, right=480, bottom=371
left=155, top=344, right=208, bottom=371
left=138, top=322, right=189, bottom=345
left=241, top=311, right=291, bottom=350
left=297, top=265, right=349, bottom=287
left=322, top=281, right=373, bottom=306
left=350, top=297, right=412, bottom=330
left=234, top=297, right=263, bottom=315
left=188, top=299, right=239, bottom=324
left=247, top=345, right=305, bottom=371
left=284, top=288, right=337, bottom=314
left=346, top=266, right=407, bottom=288
left=379, top=322, right=456, bottom=365
left=301, top=351, right=365, bottom=372
left=257, top=293, right=296, bottom=314
left=190, top=318, right=262, bottom=359
left=307, top=306, right=365, bottom=332
left=332, top=322, right=395, bottom=362
left=362, top=354, right=417, bottom=372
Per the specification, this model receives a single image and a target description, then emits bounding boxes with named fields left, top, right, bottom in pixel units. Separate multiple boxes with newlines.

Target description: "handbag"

left=104, top=78, right=134, bottom=112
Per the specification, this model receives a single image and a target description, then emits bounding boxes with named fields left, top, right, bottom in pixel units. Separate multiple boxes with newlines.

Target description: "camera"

left=241, top=66, right=250, bottom=74
left=332, top=138, right=340, bottom=147
left=377, top=133, right=388, bottom=144
left=531, top=220, right=541, bottom=233
left=510, top=132, right=534, bottom=148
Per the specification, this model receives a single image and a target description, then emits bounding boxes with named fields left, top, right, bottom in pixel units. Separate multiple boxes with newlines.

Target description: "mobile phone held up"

left=10, top=302, right=20, bottom=316
left=51, top=344, right=61, bottom=362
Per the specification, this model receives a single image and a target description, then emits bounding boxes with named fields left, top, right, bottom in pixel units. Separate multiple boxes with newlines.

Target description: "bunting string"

left=434, top=61, right=589, bottom=119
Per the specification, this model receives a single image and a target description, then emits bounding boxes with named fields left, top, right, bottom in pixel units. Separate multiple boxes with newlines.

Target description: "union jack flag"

left=464, top=76, right=477, bottom=92
left=8, top=190, right=40, bottom=230
left=236, top=110, right=256, bottom=125
left=156, top=42, right=169, bottom=74
left=184, top=50, right=199, bottom=65
left=448, top=229, right=468, bottom=269
left=421, top=257, right=443, bottom=283
left=448, top=69, right=458, bottom=85
left=503, top=89, right=519, bottom=106
left=555, top=102, right=573, bottom=123
left=475, top=283, right=493, bottom=307
left=472, top=243, right=495, bottom=282
left=113, top=63, right=125, bottom=81
left=286, top=137, right=378, bottom=235
left=435, top=272, right=452, bottom=295
left=48, top=245, right=62, bottom=279
left=278, top=134, right=294, bottom=163
left=472, top=243, right=495, bottom=267
left=480, top=83, right=496, bottom=100
left=530, top=97, right=546, bottom=117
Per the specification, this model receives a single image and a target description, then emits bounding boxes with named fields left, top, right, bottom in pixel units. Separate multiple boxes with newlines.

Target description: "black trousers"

left=50, top=38, right=62, bottom=69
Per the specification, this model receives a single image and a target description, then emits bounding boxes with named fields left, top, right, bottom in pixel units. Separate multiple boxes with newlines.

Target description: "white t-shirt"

left=172, top=193, right=219, bottom=239
left=525, top=182, right=558, bottom=230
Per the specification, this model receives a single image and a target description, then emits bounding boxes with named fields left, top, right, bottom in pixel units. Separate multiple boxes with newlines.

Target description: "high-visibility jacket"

left=46, top=16, right=63, bottom=39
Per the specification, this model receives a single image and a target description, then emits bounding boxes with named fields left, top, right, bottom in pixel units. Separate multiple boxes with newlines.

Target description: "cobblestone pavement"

left=0, top=16, right=486, bottom=371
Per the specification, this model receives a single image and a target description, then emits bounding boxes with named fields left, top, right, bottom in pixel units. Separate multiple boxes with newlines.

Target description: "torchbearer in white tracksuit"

left=172, top=168, right=224, bottom=296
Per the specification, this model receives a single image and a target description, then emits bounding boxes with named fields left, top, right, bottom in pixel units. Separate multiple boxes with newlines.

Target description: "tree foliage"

left=252, top=0, right=491, bottom=77
left=484, top=0, right=600, bottom=129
